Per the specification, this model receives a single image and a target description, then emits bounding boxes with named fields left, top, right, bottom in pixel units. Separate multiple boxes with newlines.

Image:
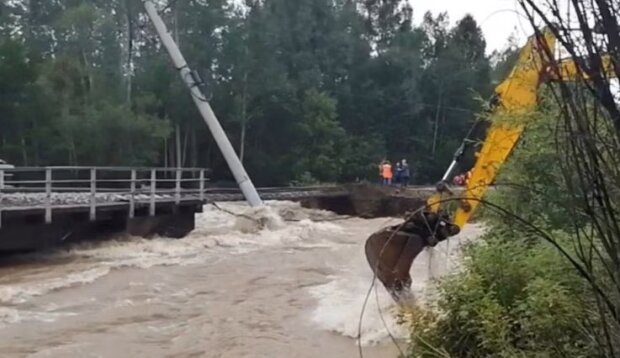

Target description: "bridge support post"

left=150, top=169, right=156, bottom=216
left=45, top=168, right=52, bottom=224
left=129, top=170, right=136, bottom=218
left=89, top=168, right=96, bottom=221
left=199, top=170, right=205, bottom=202
left=143, top=1, right=263, bottom=208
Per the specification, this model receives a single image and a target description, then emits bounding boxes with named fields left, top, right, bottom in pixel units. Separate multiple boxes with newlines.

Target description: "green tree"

left=294, top=89, right=346, bottom=182
left=415, top=14, right=492, bottom=183
left=0, top=0, right=496, bottom=186
left=0, top=39, right=39, bottom=164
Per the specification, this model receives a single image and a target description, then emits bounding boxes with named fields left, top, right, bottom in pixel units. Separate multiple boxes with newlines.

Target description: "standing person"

left=378, top=160, right=385, bottom=184
left=401, top=159, right=411, bottom=187
left=382, top=161, right=393, bottom=186
left=464, top=169, right=472, bottom=186
left=453, top=174, right=464, bottom=186
left=394, top=162, right=402, bottom=186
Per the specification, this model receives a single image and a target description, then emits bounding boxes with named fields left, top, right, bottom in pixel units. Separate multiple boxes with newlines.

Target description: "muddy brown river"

left=0, top=201, right=483, bottom=358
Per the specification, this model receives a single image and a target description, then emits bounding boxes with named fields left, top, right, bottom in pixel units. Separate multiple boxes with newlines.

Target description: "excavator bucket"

left=364, top=210, right=460, bottom=305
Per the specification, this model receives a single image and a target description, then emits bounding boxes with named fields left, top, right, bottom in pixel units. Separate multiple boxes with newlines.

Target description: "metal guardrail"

left=0, top=166, right=209, bottom=225
left=0, top=167, right=350, bottom=227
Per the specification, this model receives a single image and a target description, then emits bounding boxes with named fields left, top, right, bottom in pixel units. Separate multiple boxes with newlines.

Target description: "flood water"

left=0, top=201, right=483, bottom=358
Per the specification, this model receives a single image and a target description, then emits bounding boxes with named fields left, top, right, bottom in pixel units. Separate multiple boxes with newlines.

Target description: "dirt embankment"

left=300, top=183, right=431, bottom=218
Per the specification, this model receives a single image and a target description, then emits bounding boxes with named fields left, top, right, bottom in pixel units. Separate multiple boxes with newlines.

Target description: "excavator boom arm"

left=429, top=27, right=617, bottom=230
left=428, top=28, right=556, bottom=227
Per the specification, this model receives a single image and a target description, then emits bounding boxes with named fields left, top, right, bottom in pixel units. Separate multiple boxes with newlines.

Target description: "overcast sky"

left=409, top=0, right=530, bottom=53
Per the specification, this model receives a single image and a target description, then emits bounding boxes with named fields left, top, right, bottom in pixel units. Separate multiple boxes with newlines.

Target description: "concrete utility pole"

left=143, top=1, right=263, bottom=207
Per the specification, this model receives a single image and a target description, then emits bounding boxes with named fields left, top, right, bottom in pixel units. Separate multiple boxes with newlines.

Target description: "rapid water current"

left=0, top=201, right=483, bottom=358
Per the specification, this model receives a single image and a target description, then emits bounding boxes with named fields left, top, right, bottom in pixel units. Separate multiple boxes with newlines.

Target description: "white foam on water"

left=0, top=201, right=346, bottom=311
left=183, top=201, right=345, bottom=252
left=64, top=235, right=220, bottom=269
left=0, top=307, right=78, bottom=327
left=0, top=267, right=111, bottom=305
left=307, top=242, right=409, bottom=346
left=307, top=223, right=487, bottom=346
left=51, top=201, right=338, bottom=270
left=308, top=275, right=408, bottom=346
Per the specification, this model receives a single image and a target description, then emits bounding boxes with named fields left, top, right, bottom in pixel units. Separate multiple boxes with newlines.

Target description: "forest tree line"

left=0, top=0, right=514, bottom=185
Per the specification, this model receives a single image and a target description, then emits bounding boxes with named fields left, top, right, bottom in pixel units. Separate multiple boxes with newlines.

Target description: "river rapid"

left=0, top=201, right=483, bottom=358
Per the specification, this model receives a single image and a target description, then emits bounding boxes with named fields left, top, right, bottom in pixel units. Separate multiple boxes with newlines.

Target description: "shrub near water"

left=406, top=228, right=598, bottom=358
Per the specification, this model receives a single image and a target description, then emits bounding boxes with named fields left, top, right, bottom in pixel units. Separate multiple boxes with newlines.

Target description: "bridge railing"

left=0, top=166, right=350, bottom=226
left=0, top=166, right=210, bottom=224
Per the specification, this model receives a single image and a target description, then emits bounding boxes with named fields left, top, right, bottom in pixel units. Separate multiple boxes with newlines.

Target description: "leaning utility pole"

left=143, top=1, right=263, bottom=207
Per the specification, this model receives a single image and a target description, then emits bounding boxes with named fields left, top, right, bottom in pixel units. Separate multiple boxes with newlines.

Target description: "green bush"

left=406, top=229, right=599, bottom=358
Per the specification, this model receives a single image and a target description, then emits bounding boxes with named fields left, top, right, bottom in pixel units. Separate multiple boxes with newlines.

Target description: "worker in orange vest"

left=382, top=161, right=393, bottom=185
left=464, top=170, right=472, bottom=186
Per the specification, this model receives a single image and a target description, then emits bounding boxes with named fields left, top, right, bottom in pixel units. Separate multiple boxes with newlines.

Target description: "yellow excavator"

left=364, top=26, right=616, bottom=305
left=427, top=26, right=614, bottom=229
